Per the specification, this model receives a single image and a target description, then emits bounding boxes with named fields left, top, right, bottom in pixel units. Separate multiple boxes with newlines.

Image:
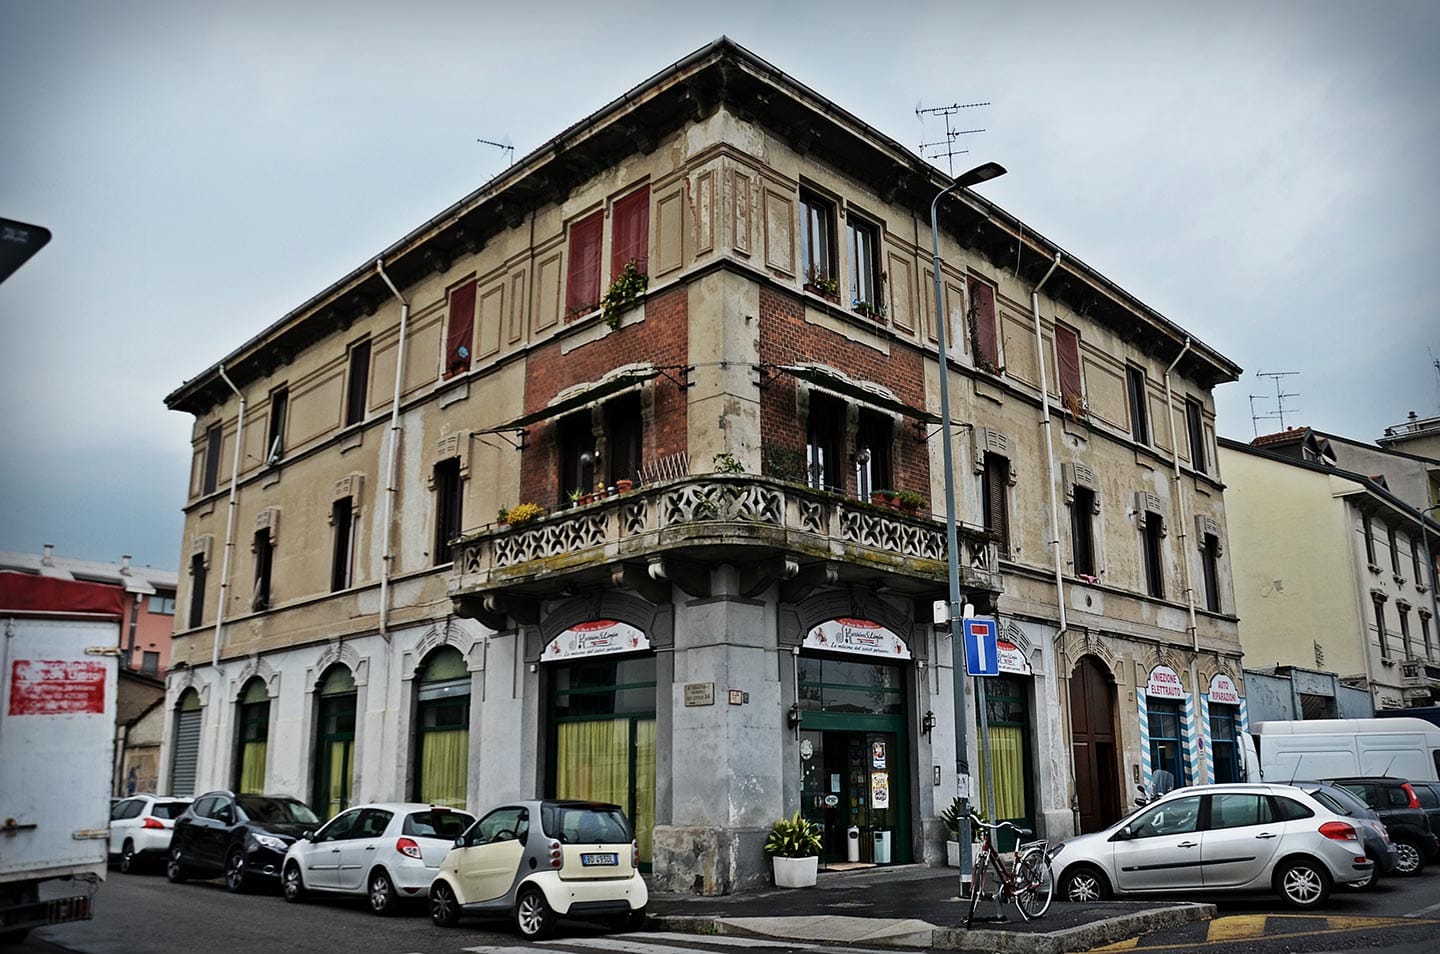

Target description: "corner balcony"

left=449, top=474, right=1000, bottom=625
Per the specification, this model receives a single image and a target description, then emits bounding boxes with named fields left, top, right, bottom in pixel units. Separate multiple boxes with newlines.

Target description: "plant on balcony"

left=853, top=299, right=887, bottom=320
left=895, top=489, right=927, bottom=515
left=712, top=452, right=745, bottom=474
left=567, top=488, right=584, bottom=508
left=615, top=478, right=634, bottom=493
left=803, top=266, right=840, bottom=301
left=497, top=506, right=510, bottom=525
left=601, top=260, right=649, bottom=331
left=505, top=502, right=545, bottom=526
left=870, top=489, right=897, bottom=507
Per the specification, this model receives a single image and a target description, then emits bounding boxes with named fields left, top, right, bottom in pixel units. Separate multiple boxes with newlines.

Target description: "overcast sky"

left=2, top=0, right=1437, bottom=570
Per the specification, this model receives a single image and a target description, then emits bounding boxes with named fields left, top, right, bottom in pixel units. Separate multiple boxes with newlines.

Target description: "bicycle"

left=964, top=812, right=1054, bottom=926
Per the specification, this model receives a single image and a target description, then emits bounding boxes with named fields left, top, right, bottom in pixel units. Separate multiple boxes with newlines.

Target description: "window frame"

left=1054, top=324, right=1083, bottom=414
left=1373, top=594, right=1390, bottom=659
left=432, top=457, right=463, bottom=566
left=799, top=189, right=837, bottom=290
left=1363, top=516, right=1377, bottom=566
left=1126, top=366, right=1150, bottom=445
left=846, top=213, right=881, bottom=314
left=1388, top=525, right=1402, bottom=576
left=610, top=185, right=650, bottom=281
left=266, top=386, right=288, bottom=464
left=1399, top=605, right=1412, bottom=658
left=331, top=496, right=356, bottom=592
left=187, top=553, right=206, bottom=629
left=565, top=210, right=604, bottom=318
left=805, top=392, right=846, bottom=493
left=604, top=394, right=643, bottom=487
left=982, top=453, right=1011, bottom=558
left=967, top=275, right=1000, bottom=371
left=1070, top=485, right=1097, bottom=578
left=345, top=338, right=371, bottom=427
left=1185, top=397, right=1206, bottom=474
left=444, top=279, right=478, bottom=378
left=251, top=528, right=274, bottom=612
left=1201, top=533, right=1222, bottom=612
left=202, top=422, right=222, bottom=495
left=854, top=409, right=893, bottom=500
left=1142, top=511, right=1166, bottom=599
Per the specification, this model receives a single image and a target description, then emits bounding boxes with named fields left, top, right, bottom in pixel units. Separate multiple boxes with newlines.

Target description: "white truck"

left=0, top=571, right=122, bottom=943
left=1241, top=717, right=1440, bottom=783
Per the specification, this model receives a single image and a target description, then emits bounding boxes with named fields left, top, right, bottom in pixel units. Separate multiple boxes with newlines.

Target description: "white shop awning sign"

left=803, top=618, right=911, bottom=660
left=996, top=639, right=1032, bottom=676
left=1208, top=674, right=1241, bottom=704
left=542, top=619, right=651, bottom=662
left=1146, top=665, right=1186, bottom=700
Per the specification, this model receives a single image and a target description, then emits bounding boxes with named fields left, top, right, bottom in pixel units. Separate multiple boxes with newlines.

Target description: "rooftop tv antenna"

left=476, top=137, right=515, bottom=168
left=1250, top=370, right=1301, bottom=437
left=916, top=101, right=989, bottom=176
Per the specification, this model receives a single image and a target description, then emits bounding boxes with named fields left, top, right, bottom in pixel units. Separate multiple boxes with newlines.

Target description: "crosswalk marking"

left=1204, top=916, right=1267, bottom=941
left=538, top=938, right=724, bottom=954
left=638, top=933, right=905, bottom=954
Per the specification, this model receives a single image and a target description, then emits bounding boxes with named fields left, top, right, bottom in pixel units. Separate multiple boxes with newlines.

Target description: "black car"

left=167, top=791, right=321, bottom=892
left=1409, top=780, right=1440, bottom=845
left=1295, top=781, right=1399, bottom=889
left=1328, top=777, right=1438, bottom=875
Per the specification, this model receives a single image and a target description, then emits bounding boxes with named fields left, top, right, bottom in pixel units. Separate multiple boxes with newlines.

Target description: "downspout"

left=212, top=365, right=246, bottom=672
left=1163, top=338, right=1205, bottom=782
left=375, top=258, right=410, bottom=640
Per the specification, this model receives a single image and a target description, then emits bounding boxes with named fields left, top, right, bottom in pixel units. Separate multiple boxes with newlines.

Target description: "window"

left=1399, top=606, right=1412, bottom=658
left=251, top=529, right=273, bottom=612
left=1413, top=535, right=1425, bottom=588
left=445, top=279, right=477, bottom=378
left=559, top=411, right=596, bottom=505
left=1185, top=398, right=1206, bottom=474
left=312, top=665, right=356, bottom=818
left=1147, top=702, right=1185, bottom=792
left=345, top=339, right=371, bottom=426
left=202, top=422, right=222, bottom=495
left=854, top=410, right=892, bottom=499
left=1130, top=795, right=1200, bottom=838
left=234, top=678, right=270, bottom=794
left=1363, top=516, right=1377, bottom=566
left=413, top=647, right=470, bottom=809
left=982, top=453, right=1011, bottom=557
left=805, top=393, right=846, bottom=492
left=967, top=276, right=999, bottom=370
left=1201, top=533, right=1222, bottom=612
left=800, top=190, right=836, bottom=289
left=1055, top=325, right=1083, bottom=414
left=1373, top=594, right=1390, bottom=659
left=266, top=386, right=288, bottom=464
left=1208, top=793, right=1274, bottom=829
left=148, top=594, right=176, bottom=615
left=432, top=457, right=463, bottom=566
left=1142, top=510, right=1166, bottom=599
left=611, top=186, right=650, bottom=279
left=1388, top=526, right=1402, bottom=576
left=847, top=216, right=880, bottom=313
left=187, top=553, right=206, bottom=629
left=1209, top=706, right=1239, bottom=783
left=141, top=651, right=159, bottom=675
left=565, top=211, right=603, bottom=317
left=1071, top=485, right=1096, bottom=578
left=605, top=394, right=643, bottom=486
left=331, top=497, right=355, bottom=591
left=1126, top=366, right=1150, bottom=445
left=1423, top=613, right=1434, bottom=661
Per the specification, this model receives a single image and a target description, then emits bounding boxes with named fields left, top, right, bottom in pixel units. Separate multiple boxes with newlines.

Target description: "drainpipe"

left=213, top=364, right=246, bottom=672
left=1162, top=337, right=1197, bottom=650
left=375, top=258, right=410, bottom=640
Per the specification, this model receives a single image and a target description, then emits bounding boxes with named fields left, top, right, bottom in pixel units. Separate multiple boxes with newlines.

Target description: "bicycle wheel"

left=1012, top=850, right=1054, bottom=920
left=966, top=848, right=989, bottom=924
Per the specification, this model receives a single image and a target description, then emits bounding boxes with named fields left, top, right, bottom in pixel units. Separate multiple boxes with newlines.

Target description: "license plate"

left=581, top=852, right=618, bottom=866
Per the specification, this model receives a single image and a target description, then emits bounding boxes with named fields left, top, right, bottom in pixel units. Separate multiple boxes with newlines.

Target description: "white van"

left=1241, top=717, right=1440, bottom=783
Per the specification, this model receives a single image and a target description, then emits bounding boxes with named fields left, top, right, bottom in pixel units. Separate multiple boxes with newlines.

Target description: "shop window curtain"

left=977, top=725, right=1027, bottom=821
left=323, top=740, right=352, bottom=818
left=419, top=729, right=469, bottom=809
left=238, top=742, right=266, bottom=795
left=556, top=717, right=656, bottom=864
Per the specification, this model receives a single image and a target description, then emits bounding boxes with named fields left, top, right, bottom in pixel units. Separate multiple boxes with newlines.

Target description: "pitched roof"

left=0, top=549, right=177, bottom=596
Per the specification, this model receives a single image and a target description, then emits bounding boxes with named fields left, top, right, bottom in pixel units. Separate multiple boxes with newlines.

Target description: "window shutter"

left=170, top=708, right=202, bottom=797
left=445, top=280, right=477, bottom=378
left=610, top=186, right=650, bottom=280
left=1055, top=325, right=1083, bottom=406
left=566, top=211, right=604, bottom=315
left=968, top=277, right=999, bottom=367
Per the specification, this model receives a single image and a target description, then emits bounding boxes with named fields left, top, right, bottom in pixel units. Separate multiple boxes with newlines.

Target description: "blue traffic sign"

left=962, top=617, right=1000, bottom=676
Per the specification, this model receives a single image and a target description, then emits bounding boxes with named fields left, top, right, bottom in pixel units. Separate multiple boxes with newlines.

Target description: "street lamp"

left=929, top=161, right=1006, bottom=894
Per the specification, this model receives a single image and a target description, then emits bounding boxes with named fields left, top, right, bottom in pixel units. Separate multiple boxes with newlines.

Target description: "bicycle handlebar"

left=966, top=813, right=1033, bottom=838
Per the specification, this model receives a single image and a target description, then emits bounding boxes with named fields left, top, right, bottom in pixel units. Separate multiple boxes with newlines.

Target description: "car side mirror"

left=1111, top=826, right=1133, bottom=842
left=301, top=831, right=313, bottom=841
left=454, top=836, right=466, bottom=849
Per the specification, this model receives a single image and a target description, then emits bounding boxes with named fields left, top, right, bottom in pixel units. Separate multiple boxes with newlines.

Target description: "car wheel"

left=1276, top=858, right=1331, bottom=910
left=1060, top=865, right=1110, bottom=902
left=515, top=885, right=554, bottom=940
left=119, top=840, right=137, bottom=874
left=1394, top=839, right=1425, bottom=876
left=282, top=862, right=307, bottom=903
left=224, top=847, right=249, bottom=893
left=368, top=868, right=398, bottom=916
left=430, top=880, right=461, bottom=928
left=166, top=849, right=189, bottom=884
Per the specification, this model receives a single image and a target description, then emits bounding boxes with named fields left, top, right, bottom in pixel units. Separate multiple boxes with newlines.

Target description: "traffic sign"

left=962, top=617, right=999, bottom=676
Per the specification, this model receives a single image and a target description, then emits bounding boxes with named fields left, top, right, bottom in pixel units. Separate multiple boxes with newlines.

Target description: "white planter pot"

left=945, top=840, right=960, bottom=868
left=772, top=855, right=819, bottom=888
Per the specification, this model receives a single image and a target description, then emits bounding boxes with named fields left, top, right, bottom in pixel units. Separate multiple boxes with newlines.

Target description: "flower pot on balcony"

left=616, top=479, right=634, bottom=493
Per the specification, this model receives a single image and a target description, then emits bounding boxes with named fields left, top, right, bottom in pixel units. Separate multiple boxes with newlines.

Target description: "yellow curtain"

left=556, top=719, right=630, bottom=805
left=239, top=742, right=266, bottom=794
left=633, top=720, right=655, bottom=864
left=326, top=741, right=351, bottom=818
left=979, top=726, right=1027, bottom=820
left=421, top=729, right=469, bottom=808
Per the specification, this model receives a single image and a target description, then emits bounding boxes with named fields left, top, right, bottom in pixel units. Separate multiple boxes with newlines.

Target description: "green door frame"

left=800, top=710, right=911, bottom=864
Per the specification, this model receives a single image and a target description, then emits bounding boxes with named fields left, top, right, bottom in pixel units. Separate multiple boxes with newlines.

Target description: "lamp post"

left=929, top=161, right=1006, bottom=894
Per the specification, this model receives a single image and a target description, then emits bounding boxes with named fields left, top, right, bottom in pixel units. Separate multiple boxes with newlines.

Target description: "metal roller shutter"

left=169, top=709, right=201, bottom=796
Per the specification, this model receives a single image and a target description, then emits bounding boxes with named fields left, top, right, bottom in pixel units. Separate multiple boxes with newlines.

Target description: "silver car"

left=1050, top=783, right=1373, bottom=910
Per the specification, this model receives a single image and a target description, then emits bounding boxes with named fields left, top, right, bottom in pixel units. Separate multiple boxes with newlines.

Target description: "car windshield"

left=403, top=809, right=474, bottom=838
left=236, top=796, right=320, bottom=825
left=542, top=804, right=632, bottom=844
left=151, top=802, right=191, bottom=819
left=1303, top=784, right=1370, bottom=817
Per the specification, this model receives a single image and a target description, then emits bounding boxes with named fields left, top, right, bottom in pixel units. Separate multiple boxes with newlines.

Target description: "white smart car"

left=281, top=803, right=474, bottom=915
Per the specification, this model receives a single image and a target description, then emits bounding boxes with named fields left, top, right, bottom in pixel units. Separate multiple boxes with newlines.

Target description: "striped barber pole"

left=1237, top=694, right=1250, bottom=734
left=1182, top=690, right=1199, bottom=785
left=1138, top=689, right=1152, bottom=791
left=1198, top=692, right=1212, bottom=784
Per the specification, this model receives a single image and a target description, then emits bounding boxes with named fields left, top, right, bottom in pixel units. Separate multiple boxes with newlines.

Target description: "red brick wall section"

left=519, top=286, right=689, bottom=505
left=758, top=287, right=932, bottom=500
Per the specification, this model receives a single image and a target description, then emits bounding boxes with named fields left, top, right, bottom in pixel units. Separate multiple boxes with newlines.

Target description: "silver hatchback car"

left=1050, top=783, right=1373, bottom=910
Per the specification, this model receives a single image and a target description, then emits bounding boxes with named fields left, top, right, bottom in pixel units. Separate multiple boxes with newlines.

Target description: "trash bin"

left=846, top=826, right=860, bottom=862
left=871, top=829, right=892, bottom=864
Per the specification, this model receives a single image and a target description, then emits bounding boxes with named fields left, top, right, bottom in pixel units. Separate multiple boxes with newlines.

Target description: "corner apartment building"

left=161, top=39, right=1242, bottom=893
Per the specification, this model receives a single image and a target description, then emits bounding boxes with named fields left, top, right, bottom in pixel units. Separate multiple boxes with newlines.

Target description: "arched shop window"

left=548, top=654, right=656, bottom=868
left=170, top=689, right=203, bottom=797
left=313, top=665, right=356, bottom=818
left=413, top=647, right=470, bottom=808
left=234, top=678, right=270, bottom=794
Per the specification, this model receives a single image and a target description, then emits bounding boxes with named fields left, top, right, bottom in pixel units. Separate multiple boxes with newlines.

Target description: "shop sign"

left=1145, top=665, right=1185, bottom=700
left=9, top=659, right=107, bottom=715
left=542, top=619, right=650, bottom=662
left=871, top=771, right=890, bottom=809
left=996, top=639, right=1032, bottom=676
left=803, top=618, right=911, bottom=659
left=1208, top=674, right=1240, bottom=705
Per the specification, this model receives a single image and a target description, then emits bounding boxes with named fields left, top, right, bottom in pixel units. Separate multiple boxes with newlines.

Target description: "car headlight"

left=251, top=833, right=289, bottom=852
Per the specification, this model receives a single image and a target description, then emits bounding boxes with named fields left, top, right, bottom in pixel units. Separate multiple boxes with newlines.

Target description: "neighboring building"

left=1379, top=412, right=1440, bottom=496
left=115, top=669, right=167, bottom=795
left=1220, top=435, right=1440, bottom=712
left=160, top=39, right=1243, bottom=894
left=1242, top=665, right=1374, bottom=723
left=0, top=545, right=178, bottom=676
left=1254, top=422, right=1440, bottom=513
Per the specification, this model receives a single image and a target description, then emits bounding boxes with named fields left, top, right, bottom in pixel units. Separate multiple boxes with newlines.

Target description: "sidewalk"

left=647, top=865, right=1214, bottom=953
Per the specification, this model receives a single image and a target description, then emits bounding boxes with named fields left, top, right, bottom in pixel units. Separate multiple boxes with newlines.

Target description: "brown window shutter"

left=566, top=211, right=604, bottom=315
left=610, top=186, right=650, bottom=279
left=1055, top=325, right=1082, bottom=406
left=968, top=277, right=998, bottom=367
left=445, top=280, right=477, bottom=378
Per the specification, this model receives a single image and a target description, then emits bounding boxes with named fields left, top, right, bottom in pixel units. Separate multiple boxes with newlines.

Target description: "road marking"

left=1085, top=915, right=1440, bottom=951
left=1205, top=916, right=1267, bottom=941
left=1408, top=898, right=1440, bottom=918
left=536, top=935, right=907, bottom=954
left=1087, top=938, right=1138, bottom=951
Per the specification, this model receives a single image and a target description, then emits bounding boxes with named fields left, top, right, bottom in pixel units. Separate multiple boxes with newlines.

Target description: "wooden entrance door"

left=1069, top=656, right=1121, bottom=833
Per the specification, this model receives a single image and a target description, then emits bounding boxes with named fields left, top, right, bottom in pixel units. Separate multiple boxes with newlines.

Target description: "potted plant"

left=870, top=489, right=896, bottom=508
left=895, top=489, right=926, bottom=515
left=497, top=506, right=510, bottom=526
left=601, top=259, right=649, bottom=330
left=764, top=810, right=822, bottom=887
left=940, top=797, right=963, bottom=867
left=615, top=478, right=634, bottom=493
left=505, top=502, right=545, bottom=527
left=803, top=266, right=840, bottom=302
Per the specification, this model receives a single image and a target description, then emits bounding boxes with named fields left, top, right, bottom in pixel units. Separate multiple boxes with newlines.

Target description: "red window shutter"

left=968, top=277, right=998, bottom=367
left=611, top=186, right=650, bottom=280
left=1055, top=325, right=1083, bottom=406
left=566, top=211, right=603, bottom=316
left=445, top=280, right=477, bottom=378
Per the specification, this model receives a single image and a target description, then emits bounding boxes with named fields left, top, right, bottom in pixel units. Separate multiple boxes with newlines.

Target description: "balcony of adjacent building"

left=447, top=472, right=1001, bottom=628
left=1401, top=657, right=1440, bottom=705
